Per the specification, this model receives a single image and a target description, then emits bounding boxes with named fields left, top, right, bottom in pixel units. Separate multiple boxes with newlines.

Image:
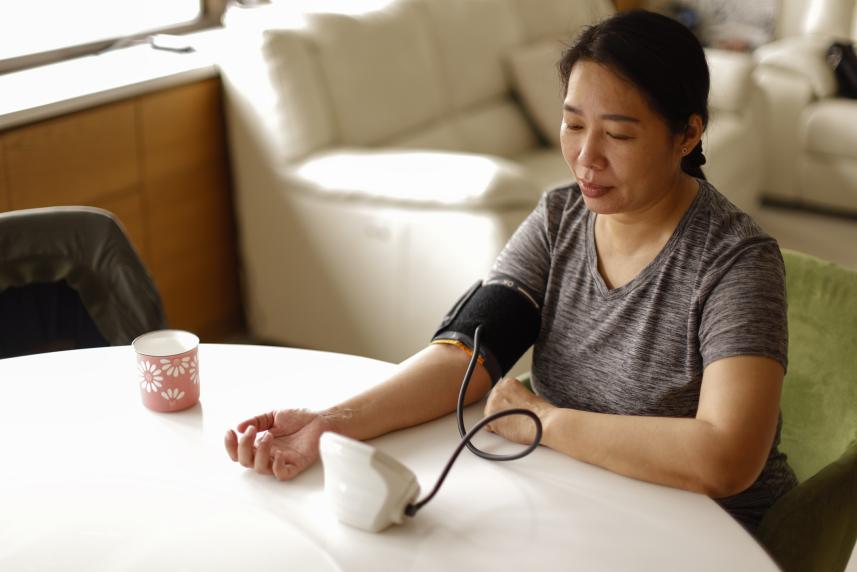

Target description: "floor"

left=756, top=204, right=857, bottom=272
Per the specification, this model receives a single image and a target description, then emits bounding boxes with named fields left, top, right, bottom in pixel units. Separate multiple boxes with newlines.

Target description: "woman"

left=224, top=10, right=797, bottom=532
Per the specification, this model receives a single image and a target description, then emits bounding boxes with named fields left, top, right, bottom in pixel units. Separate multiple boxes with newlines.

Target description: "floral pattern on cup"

left=189, top=354, right=199, bottom=385
left=161, top=387, right=186, bottom=403
left=133, top=330, right=200, bottom=413
left=161, top=356, right=191, bottom=377
left=138, top=360, right=164, bottom=393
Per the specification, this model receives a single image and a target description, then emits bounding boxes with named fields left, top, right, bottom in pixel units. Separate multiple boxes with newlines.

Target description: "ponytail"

left=681, top=141, right=706, bottom=180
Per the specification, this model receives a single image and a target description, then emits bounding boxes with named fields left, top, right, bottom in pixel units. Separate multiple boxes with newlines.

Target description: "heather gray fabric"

left=489, top=180, right=798, bottom=531
left=0, top=206, right=166, bottom=347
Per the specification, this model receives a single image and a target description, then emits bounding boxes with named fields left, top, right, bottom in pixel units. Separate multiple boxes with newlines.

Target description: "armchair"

left=755, top=249, right=857, bottom=572
left=753, top=0, right=857, bottom=215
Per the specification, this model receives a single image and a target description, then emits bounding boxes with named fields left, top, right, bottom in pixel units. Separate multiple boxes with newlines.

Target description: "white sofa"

left=218, top=0, right=766, bottom=363
left=754, top=0, right=857, bottom=214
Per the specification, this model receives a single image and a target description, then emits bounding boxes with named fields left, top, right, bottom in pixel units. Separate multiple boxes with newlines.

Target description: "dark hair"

left=559, top=10, right=709, bottom=179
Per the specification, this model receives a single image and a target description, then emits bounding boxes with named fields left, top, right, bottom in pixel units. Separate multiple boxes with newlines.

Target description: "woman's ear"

left=680, top=114, right=704, bottom=152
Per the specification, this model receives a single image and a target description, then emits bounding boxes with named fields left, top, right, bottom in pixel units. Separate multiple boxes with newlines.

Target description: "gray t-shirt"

left=490, top=180, right=797, bottom=530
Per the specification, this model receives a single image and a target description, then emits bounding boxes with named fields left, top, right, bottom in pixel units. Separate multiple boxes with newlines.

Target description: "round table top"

left=0, top=344, right=778, bottom=571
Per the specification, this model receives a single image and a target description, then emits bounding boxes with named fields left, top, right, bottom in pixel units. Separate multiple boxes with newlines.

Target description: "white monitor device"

left=319, top=432, right=421, bottom=533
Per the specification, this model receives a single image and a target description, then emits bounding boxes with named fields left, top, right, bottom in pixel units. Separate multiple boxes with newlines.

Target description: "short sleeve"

left=699, top=240, right=788, bottom=371
left=489, top=188, right=562, bottom=308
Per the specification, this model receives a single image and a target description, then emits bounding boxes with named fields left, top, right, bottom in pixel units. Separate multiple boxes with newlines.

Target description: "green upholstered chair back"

left=778, top=249, right=857, bottom=482
left=755, top=249, right=857, bottom=572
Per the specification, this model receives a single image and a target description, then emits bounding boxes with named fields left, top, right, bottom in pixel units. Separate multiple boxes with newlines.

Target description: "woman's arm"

left=225, top=343, right=492, bottom=479
left=325, top=343, right=492, bottom=439
left=486, top=355, right=784, bottom=497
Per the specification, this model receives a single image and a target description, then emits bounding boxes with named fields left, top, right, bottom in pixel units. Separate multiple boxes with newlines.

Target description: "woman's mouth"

left=579, top=180, right=613, bottom=198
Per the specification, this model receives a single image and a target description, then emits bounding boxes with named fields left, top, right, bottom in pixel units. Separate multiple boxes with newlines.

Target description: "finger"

left=484, top=394, right=501, bottom=417
left=272, top=450, right=299, bottom=482
left=237, top=425, right=257, bottom=468
left=254, top=433, right=273, bottom=474
left=237, top=411, right=275, bottom=433
left=224, top=429, right=239, bottom=462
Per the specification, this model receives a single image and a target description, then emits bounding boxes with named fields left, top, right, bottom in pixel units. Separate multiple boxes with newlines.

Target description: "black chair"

left=0, top=206, right=166, bottom=359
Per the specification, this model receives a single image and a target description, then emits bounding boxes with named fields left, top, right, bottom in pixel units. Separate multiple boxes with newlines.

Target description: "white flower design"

left=160, top=356, right=191, bottom=377
left=138, top=360, right=163, bottom=393
left=161, top=387, right=186, bottom=402
left=189, top=354, right=199, bottom=385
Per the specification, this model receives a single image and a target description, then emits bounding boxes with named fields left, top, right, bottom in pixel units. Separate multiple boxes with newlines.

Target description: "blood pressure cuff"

left=432, top=277, right=541, bottom=384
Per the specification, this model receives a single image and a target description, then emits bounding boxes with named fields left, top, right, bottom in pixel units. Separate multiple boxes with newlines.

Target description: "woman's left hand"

left=484, top=377, right=554, bottom=444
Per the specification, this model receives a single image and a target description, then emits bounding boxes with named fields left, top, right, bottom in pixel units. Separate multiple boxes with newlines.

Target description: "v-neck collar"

left=586, top=180, right=707, bottom=299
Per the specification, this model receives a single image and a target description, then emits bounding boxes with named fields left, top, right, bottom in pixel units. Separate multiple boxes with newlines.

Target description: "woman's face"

left=560, top=60, right=694, bottom=216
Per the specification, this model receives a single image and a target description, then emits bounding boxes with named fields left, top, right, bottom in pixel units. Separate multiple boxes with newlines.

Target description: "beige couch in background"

left=219, top=0, right=768, bottom=362
left=754, top=0, right=857, bottom=214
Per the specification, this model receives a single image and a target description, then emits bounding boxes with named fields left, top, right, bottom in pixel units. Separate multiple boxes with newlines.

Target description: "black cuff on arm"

left=431, top=278, right=541, bottom=384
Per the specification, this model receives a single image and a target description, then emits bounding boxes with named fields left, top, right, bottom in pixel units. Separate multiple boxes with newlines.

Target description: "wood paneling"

left=139, top=79, right=225, bottom=180
left=156, top=251, right=242, bottom=340
left=0, top=137, right=9, bottom=211
left=138, top=78, right=240, bottom=338
left=145, top=162, right=233, bottom=271
left=0, top=78, right=242, bottom=341
left=4, top=100, right=139, bottom=209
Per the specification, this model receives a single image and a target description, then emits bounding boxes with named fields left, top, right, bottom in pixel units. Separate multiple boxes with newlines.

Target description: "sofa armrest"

left=752, top=65, right=816, bottom=200
left=754, top=36, right=838, bottom=99
left=705, top=48, right=756, bottom=114
left=290, top=148, right=542, bottom=209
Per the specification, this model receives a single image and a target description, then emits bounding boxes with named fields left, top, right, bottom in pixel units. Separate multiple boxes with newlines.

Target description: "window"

left=0, top=0, right=223, bottom=73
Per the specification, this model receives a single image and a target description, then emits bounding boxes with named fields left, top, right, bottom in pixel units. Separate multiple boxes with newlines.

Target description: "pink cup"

left=132, top=330, right=200, bottom=412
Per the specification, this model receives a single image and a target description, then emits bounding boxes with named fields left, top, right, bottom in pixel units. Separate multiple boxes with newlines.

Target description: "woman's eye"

left=607, top=132, right=634, bottom=141
left=564, top=123, right=584, bottom=132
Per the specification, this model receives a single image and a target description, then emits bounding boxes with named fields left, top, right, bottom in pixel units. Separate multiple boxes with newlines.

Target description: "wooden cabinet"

left=0, top=138, right=9, bottom=211
left=2, top=101, right=148, bottom=254
left=0, top=78, right=243, bottom=341
left=138, top=80, right=242, bottom=338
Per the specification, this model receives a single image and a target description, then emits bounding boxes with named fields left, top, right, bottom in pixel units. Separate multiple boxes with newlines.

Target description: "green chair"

left=756, top=249, right=857, bottom=572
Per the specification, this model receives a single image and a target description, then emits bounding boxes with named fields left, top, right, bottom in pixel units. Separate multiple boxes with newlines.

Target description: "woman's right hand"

left=224, top=409, right=334, bottom=481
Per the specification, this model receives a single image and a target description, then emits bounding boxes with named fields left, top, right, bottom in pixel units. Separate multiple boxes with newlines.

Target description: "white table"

left=0, top=344, right=778, bottom=571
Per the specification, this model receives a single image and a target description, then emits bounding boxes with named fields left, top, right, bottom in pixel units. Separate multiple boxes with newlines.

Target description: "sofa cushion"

left=506, top=40, right=565, bottom=147
left=293, top=148, right=541, bottom=208
left=755, top=36, right=838, bottom=98
left=419, top=0, right=523, bottom=111
left=701, top=110, right=764, bottom=213
left=800, top=0, right=857, bottom=38
left=452, top=99, right=539, bottom=158
left=383, top=122, right=467, bottom=152
left=802, top=99, right=857, bottom=158
left=262, top=29, right=336, bottom=160
left=385, top=99, right=538, bottom=158
left=307, top=1, right=446, bottom=146
left=705, top=48, right=755, bottom=114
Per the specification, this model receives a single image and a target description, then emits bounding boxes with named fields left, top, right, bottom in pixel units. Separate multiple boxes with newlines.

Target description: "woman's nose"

left=577, top=132, right=606, bottom=170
